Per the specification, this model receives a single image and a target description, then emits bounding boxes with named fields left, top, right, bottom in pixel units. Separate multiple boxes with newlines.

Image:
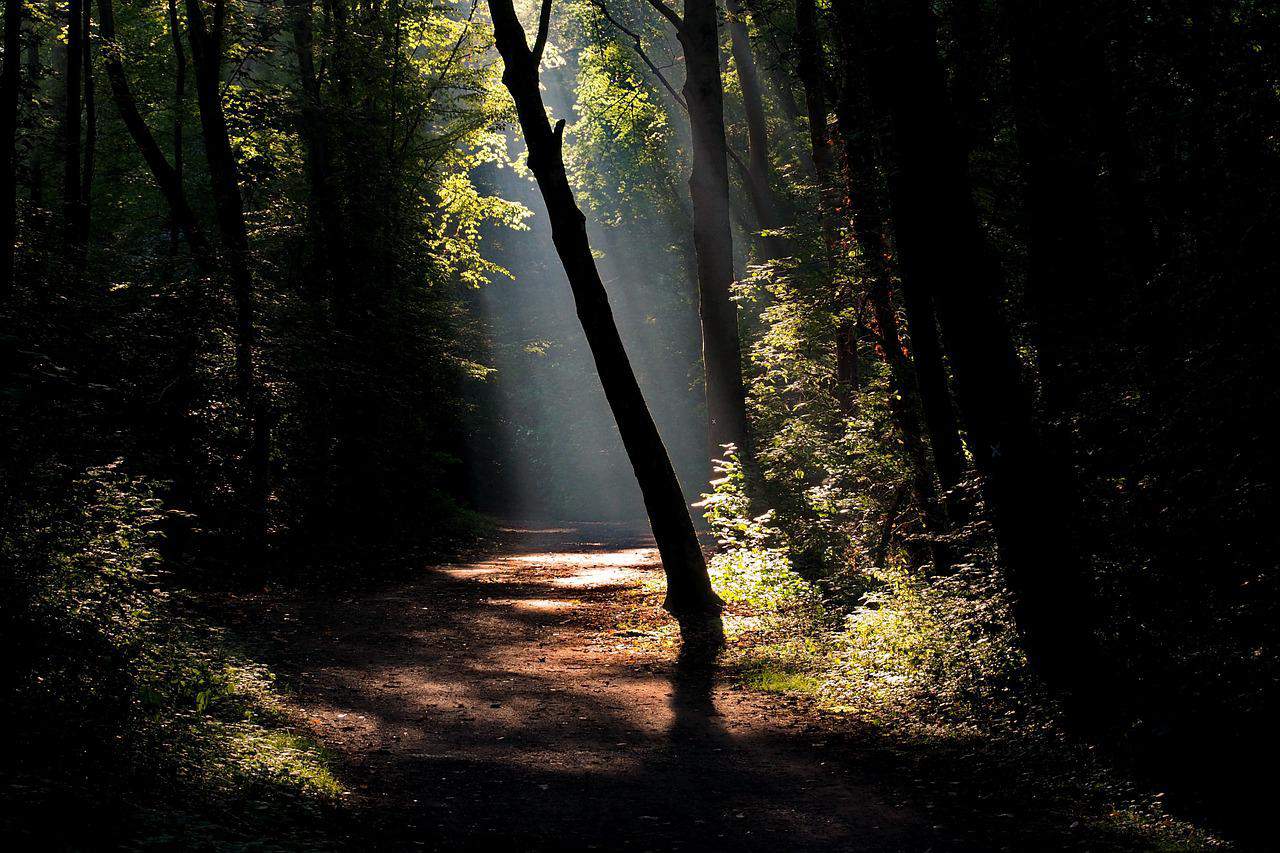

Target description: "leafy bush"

left=2, top=465, right=342, bottom=849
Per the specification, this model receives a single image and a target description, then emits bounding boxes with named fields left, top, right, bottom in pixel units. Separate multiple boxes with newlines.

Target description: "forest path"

left=226, top=523, right=964, bottom=851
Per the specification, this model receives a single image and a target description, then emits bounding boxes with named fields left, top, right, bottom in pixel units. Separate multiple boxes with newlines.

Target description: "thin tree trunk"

left=794, top=0, right=859, bottom=407
left=834, top=0, right=974, bottom=498
left=290, top=0, right=350, bottom=294
left=724, top=0, right=787, bottom=257
left=167, top=0, right=184, bottom=210
left=186, top=0, right=269, bottom=554
left=846, top=0, right=1112, bottom=718
left=0, top=0, right=20, bottom=299
left=24, top=19, right=41, bottom=215
left=487, top=0, right=721, bottom=621
left=64, top=0, right=83, bottom=245
left=833, top=25, right=952, bottom=545
left=97, top=0, right=212, bottom=267
left=80, top=0, right=94, bottom=238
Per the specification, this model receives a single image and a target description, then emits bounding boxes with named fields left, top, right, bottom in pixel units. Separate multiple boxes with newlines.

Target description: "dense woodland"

left=2, top=0, right=1278, bottom=848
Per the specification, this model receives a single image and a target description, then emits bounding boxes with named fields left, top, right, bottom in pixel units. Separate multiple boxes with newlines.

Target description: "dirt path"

left=227, top=523, right=968, bottom=851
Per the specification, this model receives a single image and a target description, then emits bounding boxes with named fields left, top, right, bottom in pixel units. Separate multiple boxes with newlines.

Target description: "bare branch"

left=531, top=0, right=553, bottom=66
left=638, top=0, right=682, bottom=30
left=586, top=0, right=685, bottom=109
left=587, top=0, right=757, bottom=201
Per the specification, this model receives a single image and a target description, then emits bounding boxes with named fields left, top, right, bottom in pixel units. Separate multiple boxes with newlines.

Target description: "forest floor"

left=209, top=523, right=1224, bottom=852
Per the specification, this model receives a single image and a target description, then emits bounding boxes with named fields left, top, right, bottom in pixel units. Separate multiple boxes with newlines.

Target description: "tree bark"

left=80, top=0, right=94, bottom=234
left=832, top=23, right=953, bottom=546
left=186, top=0, right=269, bottom=553
left=845, top=0, right=1112, bottom=717
left=167, top=0, right=185, bottom=220
left=64, top=0, right=84, bottom=246
left=1, top=0, right=20, bottom=299
left=1007, top=0, right=1109, bottom=427
left=836, top=4, right=968, bottom=495
left=98, top=0, right=212, bottom=268
left=724, top=0, right=786, bottom=257
left=945, top=0, right=991, bottom=150
left=656, top=0, right=749, bottom=464
left=487, top=0, right=721, bottom=621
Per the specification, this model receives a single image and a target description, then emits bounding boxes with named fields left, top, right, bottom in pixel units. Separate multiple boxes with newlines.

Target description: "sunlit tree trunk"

left=646, top=0, right=748, bottom=464
left=845, top=0, right=1111, bottom=717
left=187, top=0, right=270, bottom=556
left=1, top=0, right=20, bottom=300
left=487, top=0, right=721, bottom=621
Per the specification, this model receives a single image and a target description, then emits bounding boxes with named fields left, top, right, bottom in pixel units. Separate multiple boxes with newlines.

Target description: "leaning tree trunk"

left=99, top=0, right=212, bottom=266
left=1, top=0, right=20, bottom=300
left=846, top=0, right=1113, bottom=721
left=487, top=0, right=721, bottom=621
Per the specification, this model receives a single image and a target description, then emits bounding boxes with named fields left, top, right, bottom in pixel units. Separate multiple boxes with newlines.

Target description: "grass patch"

left=743, top=665, right=822, bottom=696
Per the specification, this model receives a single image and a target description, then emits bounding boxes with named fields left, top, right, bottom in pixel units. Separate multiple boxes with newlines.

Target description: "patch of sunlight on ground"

left=492, top=597, right=580, bottom=611
left=439, top=565, right=503, bottom=579
left=510, top=548, right=659, bottom=568
left=551, top=567, right=636, bottom=588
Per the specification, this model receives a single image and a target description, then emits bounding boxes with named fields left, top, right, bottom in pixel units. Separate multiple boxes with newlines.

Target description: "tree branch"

left=586, top=0, right=685, bottom=109
left=638, top=0, right=682, bottom=30
left=530, top=0, right=553, bottom=66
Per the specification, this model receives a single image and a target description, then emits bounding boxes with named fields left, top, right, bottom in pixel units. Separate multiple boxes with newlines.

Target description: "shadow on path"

left=213, top=524, right=976, bottom=851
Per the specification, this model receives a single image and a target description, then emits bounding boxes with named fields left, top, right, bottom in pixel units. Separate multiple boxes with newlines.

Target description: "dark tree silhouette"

left=486, top=0, right=721, bottom=621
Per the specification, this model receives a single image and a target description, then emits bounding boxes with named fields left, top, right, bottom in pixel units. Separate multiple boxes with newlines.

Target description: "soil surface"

left=223, top=523, right=972, bottom=851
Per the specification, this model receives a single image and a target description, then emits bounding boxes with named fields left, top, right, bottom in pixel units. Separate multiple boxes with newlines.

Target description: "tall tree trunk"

left=794, top=0, right=858, bottom=408
left=724, top=0, right=786, bottom=257
left=1008, top=0, right=1108, bottom=428
left=945, top=0, right=991, bottom=150
left=167, top=0, right=184, bottom=213
left=186, top=0, right=269, bottom=554
left=838, top=4, right=967, bottom=492
left=80, top=0, right=94, bottom=236
left=487, top=0, right=721, bottom=622
left=97, top=0, right=212, bottom=267
left=846, top=0, right=1112, bottom=718
left=833, top=23, right=955, bottom=543
left=0, top=0, right=20, bottom=300
left=290, top=0, right=350, bottom=295
left=63, top=0, right=83, bottom=246
left=665, top=0, right=748, bottom=464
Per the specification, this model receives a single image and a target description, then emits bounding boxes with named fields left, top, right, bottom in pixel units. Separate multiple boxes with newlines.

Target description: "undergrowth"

left=2, top=464, right=349, bottom=850
left=636, top=450, right=1226, bottom=851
